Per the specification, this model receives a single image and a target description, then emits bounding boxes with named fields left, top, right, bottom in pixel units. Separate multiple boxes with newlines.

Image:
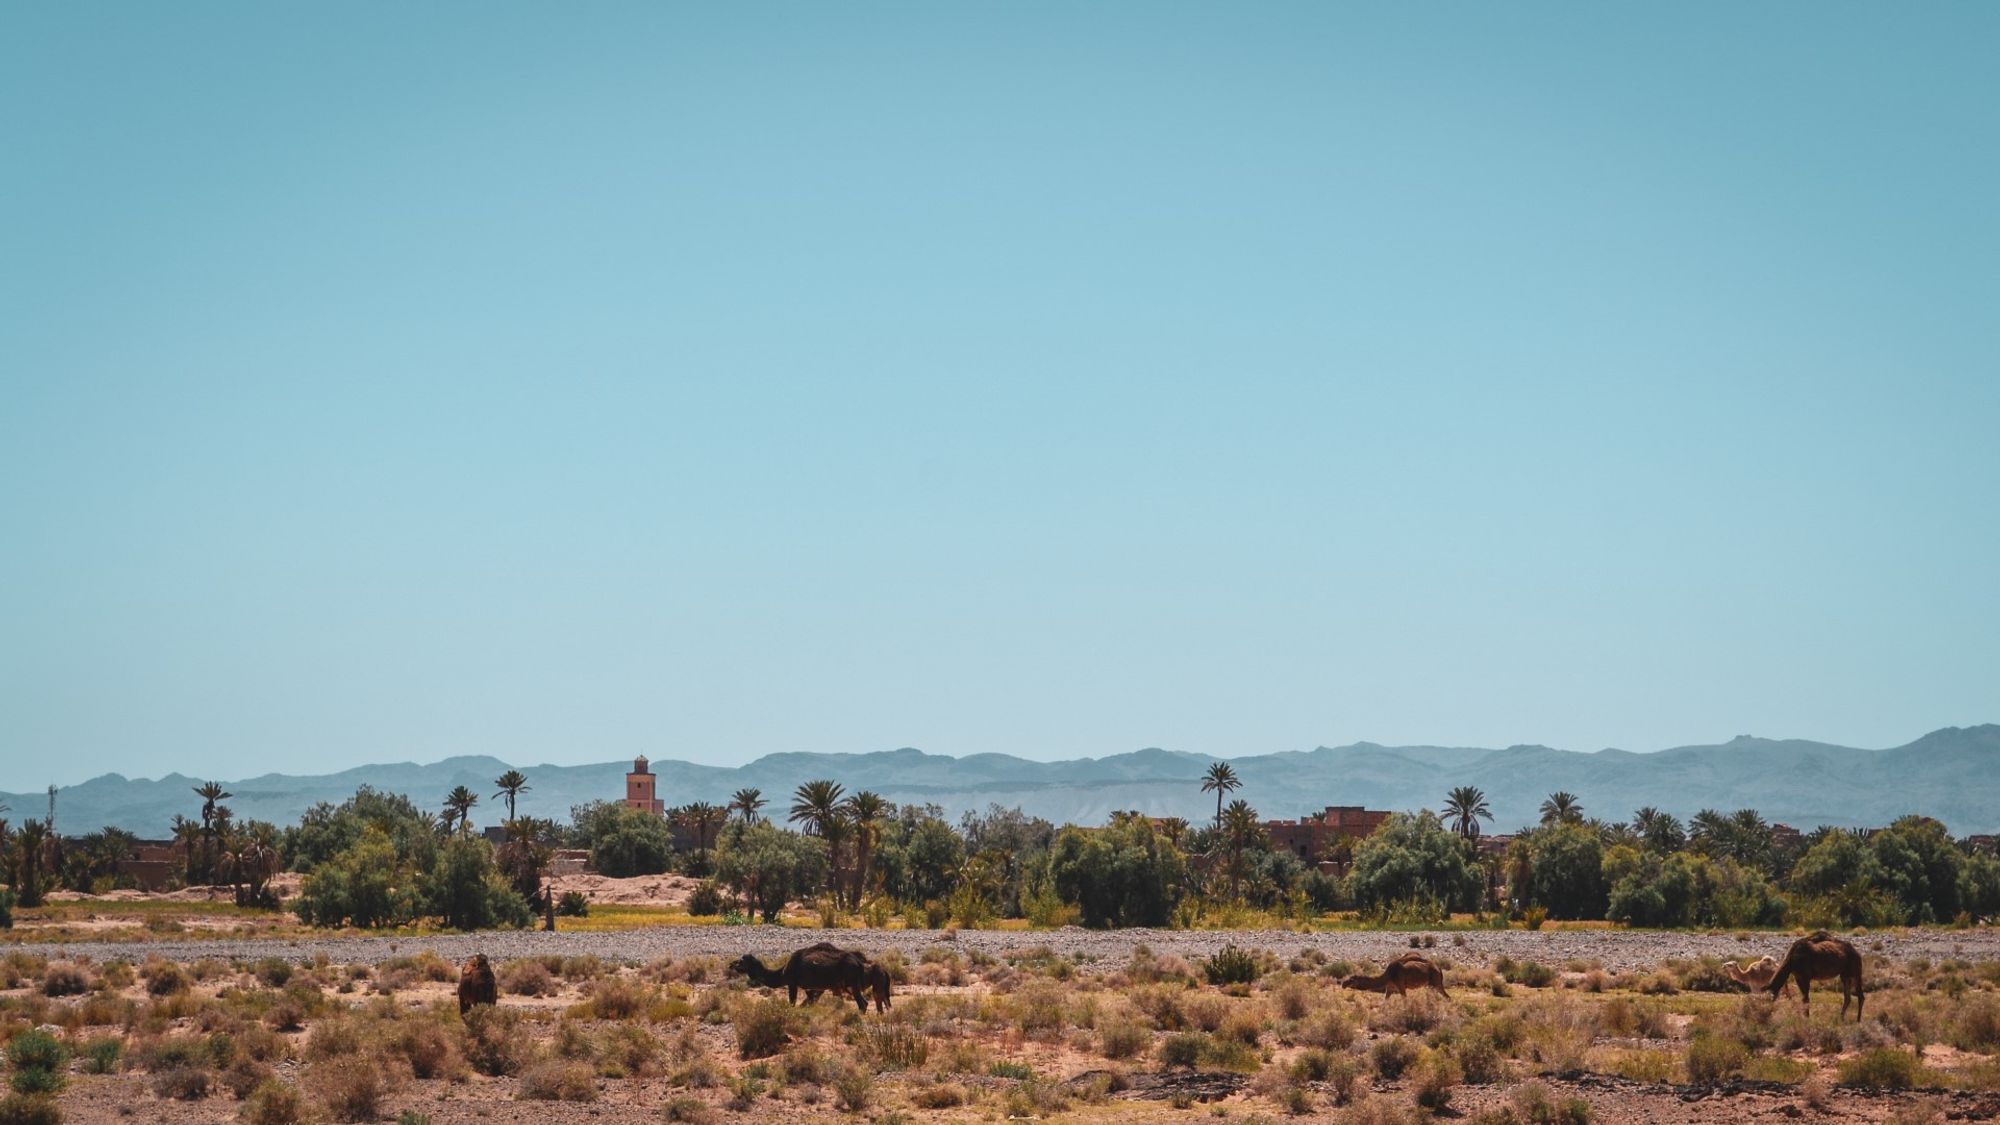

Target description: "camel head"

left=725, top=954, right=768, bottom=978
left=1337, top=973, right=1377, bottom=992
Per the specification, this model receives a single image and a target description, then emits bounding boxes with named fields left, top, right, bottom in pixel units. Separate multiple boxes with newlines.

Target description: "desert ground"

left=4, top=914, right=2000, bottom=1125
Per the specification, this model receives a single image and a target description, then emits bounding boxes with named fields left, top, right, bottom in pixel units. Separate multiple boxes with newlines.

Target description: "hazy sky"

left=4, top=5, right=1997, bottom=790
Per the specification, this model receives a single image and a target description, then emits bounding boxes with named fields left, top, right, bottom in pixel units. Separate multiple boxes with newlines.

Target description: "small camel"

left=1766, top=931, right=1864, bottom=1021
left=1341, top=952, right=1446, bottom=997
left=728, top=942, right=870, bottom=1012
left=457, top=953, right=497, bottom=1016
left=1723, top=956, right=1786, bottom=993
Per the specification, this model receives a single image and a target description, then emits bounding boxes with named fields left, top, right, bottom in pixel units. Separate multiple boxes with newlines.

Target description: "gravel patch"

left=14, top=925, right=2000, bottom=971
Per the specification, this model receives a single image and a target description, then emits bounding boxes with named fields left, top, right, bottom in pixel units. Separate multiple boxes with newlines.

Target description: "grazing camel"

left=457, top=954, right=497, bottom=1015
left=1766, top=931, right=1864, bottom=1021
left=728, top=942, right=870, bottom=1011
left=1340, top=952, right=1447, bottom=997
left=804, top=960, right=893, bottom=1012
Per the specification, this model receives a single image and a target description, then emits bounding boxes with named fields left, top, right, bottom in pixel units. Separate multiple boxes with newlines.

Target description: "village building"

left=624, top=755, right=664, bottom=815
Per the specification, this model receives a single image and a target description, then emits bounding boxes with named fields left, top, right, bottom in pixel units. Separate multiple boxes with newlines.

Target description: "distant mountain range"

left=9, top=726, right=1998, bottom=838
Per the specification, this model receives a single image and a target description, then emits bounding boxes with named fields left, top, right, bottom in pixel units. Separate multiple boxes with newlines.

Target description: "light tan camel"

left=1723, top=956, right=1781, bottom=990
left=1340, top=952, right=1447, bottom=997
left=1766, top=931, right=1864, bottom=1021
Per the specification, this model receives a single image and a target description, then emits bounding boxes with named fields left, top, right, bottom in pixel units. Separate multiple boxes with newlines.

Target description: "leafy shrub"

left=0, top=1095, right=59, bottom=1125
left=82, top=1039, right=121, bottom=1075
left=557, top=891, right=590, bottom=917
left=1204, top=945, right=1262, bottom=986
left=521, top=1061, right=598, bottom=1102
left=394, top=1022, right=464, bottom=1080
left=240, top=1080, right=306, bottom=1125
left=498, top=958, right=555, bottom=997
left=686, top=881, right=724, bottom=916
left=6, top=1032, right=66, bottom=1078
left=1684, top=1036, right=1748, bottom=1084
left=1371, top=1035, right=1420, bottom=1079
left=1159, top=1033, right=1203, bottom=1068
left=733, top=999, right=798, bottom=1059
left=1838, top=1047, right=1926, bottom=1089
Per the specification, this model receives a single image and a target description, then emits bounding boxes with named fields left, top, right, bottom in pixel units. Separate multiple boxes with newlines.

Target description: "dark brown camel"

left=1766, top=931, right=1864, bottom=1021
left=728, top=942, right=869, bottom=1011
left=457, top=953, right=497, bottom=1015
left=1340, top=952, right=1446, bottom=997
left=804, top=959, right=893, bottom=1012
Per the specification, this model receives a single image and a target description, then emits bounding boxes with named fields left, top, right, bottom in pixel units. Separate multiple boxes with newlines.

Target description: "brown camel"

left=728, top=942, right=869, bottom=1011
left=1340, top=952, right=1446, bottom=997
left=1766, top=931, right=1864, bottom=1021
left=803, top=960, right=893, bottom=1012
left=457, top=953, right=497, bottom=1015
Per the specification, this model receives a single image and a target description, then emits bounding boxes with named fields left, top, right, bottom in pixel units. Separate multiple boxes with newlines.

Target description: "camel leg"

left=788, top=983, right=799, bottom=1006
left=852, top=985, right=867, bottom=1013
left=1797, top=979, right=1810, bottom=1019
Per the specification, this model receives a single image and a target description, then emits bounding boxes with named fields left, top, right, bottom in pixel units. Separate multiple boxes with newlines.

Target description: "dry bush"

left=144, top=960, right=191, bottom=996
left=597, top=1024, right=663, bottom=1079
left=521, top=1060, right=599, bottom=1102
left=1372, top=1035, right=1420, bottom=1079
left=1011, top=980, right=1068, bottom=1037
left=1183, top=991, right=1229, bottom=1032
left=832, top=1065, right=874, bottom=1112
left=462, top=1006, right=538, bottom=1077
left=306, top=1055, right=389, bottom=1122
left=1129, top=983, right=1187, bottom=1031
left=239, top=1079, right=307, bottom=1125
left=1685, top=1035, right=1749, bottom=1084
left=224, top=1056, right=275, bottom=1099
left=500, top=959, right=556, bottom=997
left=1337, top=1096, right=1420, bottom=1125
left=152, top=1065, right=212, bottom=1101
left=394, top=1020, right=465, bottom=1080
left=1507, top=1079, right=1594, bottom=1124
left=1098, top=1017, right=1150, bottom=1059
left=779, top=1045, right=836, bottom=1085
left=1299, top=1005, right=1358, bottom=1050
left=911, top=1081, right=967, bottom=1108
left=1273, top=975, right=1314, bottom=1021
left=575, top=975, right=654, bottom=1020
left=1412, top=1048, right=1462, bottom=1110
left=733, top=998, right=800, bottom=1060
left=661, top=1094, right=716, bottom=1123
left=1368, top=990, right=1452, bottom=1035
left=39, top=963, right=89, bottom=997
left=1839, top=1047, right=1930, bottom=1090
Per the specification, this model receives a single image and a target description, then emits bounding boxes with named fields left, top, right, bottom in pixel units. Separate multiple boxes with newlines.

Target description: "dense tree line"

left=3, top=767, right=1998, bottom=933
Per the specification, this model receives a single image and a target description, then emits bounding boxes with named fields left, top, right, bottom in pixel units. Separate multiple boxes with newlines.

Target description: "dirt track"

left=15, top=924, right=2000, bottom=970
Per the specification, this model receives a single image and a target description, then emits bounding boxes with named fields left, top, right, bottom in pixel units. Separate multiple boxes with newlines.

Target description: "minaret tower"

left=624, top=756, right=664, bottom=815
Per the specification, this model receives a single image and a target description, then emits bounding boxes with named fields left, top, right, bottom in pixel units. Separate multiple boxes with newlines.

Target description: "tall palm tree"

left=190, top=781, right=233, bottom=882
left=1539, top=791, right=1582, bottom=826
left=1221, top=799, right=1261, bottom=901
left=1156, top=817, right=1189, bottom=848
left=1443, top=786, right=1492, bottom=842
left=730, top=788, right=766, bottom=825
left=790, top=780, right=849, bottom=902
left=493, top=770, right=531, bottom=822
left=684, top=801, right=726, bottom=851
left=842, top=790, right=889, bottom=907
left=1632, top=807, right=1686, bottom=852
left=14, top=818, right=51, bottom=907
left=444, top=786, right=479, bottom=838
left=1688, top=808, right=1729, bottom=853
left=1201, top=762, right=1241, bottom=827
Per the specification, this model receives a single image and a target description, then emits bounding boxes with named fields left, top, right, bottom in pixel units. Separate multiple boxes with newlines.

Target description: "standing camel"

left=1340, top=952, right=1447, bottom=997
left=1766, top=932, right=1864, bottom=1021
left=728, top=943, right=870, bottom=1011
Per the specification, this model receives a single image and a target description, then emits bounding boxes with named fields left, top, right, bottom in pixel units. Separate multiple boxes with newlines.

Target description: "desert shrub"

left=462, top=1006, right=536, bottom=1077
left=911, top=1082, right=967, bottom=1109
left=499, top=959, right=556, bottom=997
left=1300, top=1006, right=1358, bottom=1050
left=521, top=1060, right=598, bottom=1102
left=80, top=1038, right=121, bottom=1075
left=1684, top=1035, right=1748, bottom=1084
left=1098, top=1017, right=1150, bottom=1059
left=5, top=1032, right=66, bottom=1079
left=1011, top=981, right=1068, bottom=1037
left=1508, top=1080, right=1593, bottom=1124
left=1838, top=1047, right=1926, bottom=1089
left=1455, top=1033, right=1506, bottom=1084
left=239, top=1080, right=306, bottom=1125
left=1204, top=945, right=1262, bottom=986
left=307, top=1056, right=386, bottom=1122
left=832, top=1066, right=874, bottom=1112
left=145, top=961, right=191, bottom=996
left=860, top=1023, right=926, bottom=1069
left=394, top=1021, right=463, bottom=1080
left=686, top=880, right=724, bottom=916
left=1003, top=1077, right=1072, bottom=1118
left=661, top=1095, right=715, bottom=1123
left=557, top=890, right=590, bottom=917
left=782, top=1047, right=837, bottom=1085
left=152, top=1065, right=212, bottom=1101
left=1370, top=988, right=1450, bottom=1035
left=1159, top=1033, right=1203, bottom=1068
left=224, top=1055, right=276, bottom=1100
left=1413, top=1048, right=1462, bottom=1110
left=38, top=964, right=88, bottom=998
left=0, top=1095, right=60, bottom=1125
left=1953, top=991, right=2000, bottom=1052
left=1372, top=1034, right=1421, bottom=1079
left=733, top=998, right=799, bottom=1059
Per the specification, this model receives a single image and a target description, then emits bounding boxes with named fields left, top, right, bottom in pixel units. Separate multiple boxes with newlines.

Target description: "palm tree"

left=1156, top=817, right=1189, bottom=848
left=1632, top=807, right=1686, bottom=852
left=1201, top=762, right=1241, bottom=827
left=14, top=819, right=51, bottom=907
left=190, top=781, right=233, bottom=882
left=444, top=786, right=479, bottom=838
left=1443, top=786, right=1492, bottom=842
left=842, top=790, right=889, bottom=906
left=1688, top=808, right=1729, bottom=853
left=437, top=807, right=460, bottom=838
left=1539, top=791, right=1582, bottom=826
left=1221, top=799, right=1261, bottom=900
left=493, top=770, right=530, bottom=822
left=730, top=788, right=766, bottom=825
left=790, top=780, right=849, bottom=902
left=684, top=801, right=726, bottom=851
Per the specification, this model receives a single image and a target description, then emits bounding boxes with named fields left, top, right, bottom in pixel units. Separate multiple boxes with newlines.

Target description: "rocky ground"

left=15, top=923, right=2000, bottom=971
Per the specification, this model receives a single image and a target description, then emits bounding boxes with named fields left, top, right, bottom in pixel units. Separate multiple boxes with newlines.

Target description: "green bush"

left=241, top=1080, right=306, bottom=1125
left=1203, top=945, right=1261, bottom=986
left=1371, top=1036, right=1420, bottom=1080
left=1684, top=1036, right=1748, bottom=1084
left=1838, top=1047, right=1926, bottom=1090
left=0, top=890, right=15, bottom=931
left=686, top=880, right=724, bottom=916
left=0, top=1094, right=60, bottom=1125
left=1412, top=1049, right=1462, bottom=1111
left=1159, top=1033, right=1204, bottom=1068
left=557, top=890, right=590, bottom=917
left=6, top=1032, right=66, bottom=1076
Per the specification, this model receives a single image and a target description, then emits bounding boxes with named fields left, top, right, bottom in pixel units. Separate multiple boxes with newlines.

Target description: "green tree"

left=283, top=787, right=438, bottom=873
left=730, top=788, right=766, bottom=825
left=1047, top=813, right=1186, bottom=928
left=789, top=780, right=849, bottom=904
left=591, top=806, right=677, bottom=877
left=444, top=786, right=480, bottom=839
left=1632, top=807, right=1687, bottom=853
left=1870, top=815, right=1965, bottom=924
left=1443, top=786, right=1491, bottom=842
left=714, top=821, right=829, bottom=922
left=425, top=836, right=532, bottom=930
left=1523, top=821, right=1606, bottom=920
left=1201, top=763, right=1241, bottom=827
left=1348, top=811, right=1483, bottom=914
left=842, top=790, right=888, bottom=905
left=1221, top=799, right=1262, bottom=900
left=293, top=826, right=423, bottom=928
left=12, top=819, right=52, bottom=908
left=492, top=770, right=530, bottom=822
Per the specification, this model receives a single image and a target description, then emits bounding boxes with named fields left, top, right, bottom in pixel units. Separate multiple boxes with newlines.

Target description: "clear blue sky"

left=4, top=4, right=1996, bottom=789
